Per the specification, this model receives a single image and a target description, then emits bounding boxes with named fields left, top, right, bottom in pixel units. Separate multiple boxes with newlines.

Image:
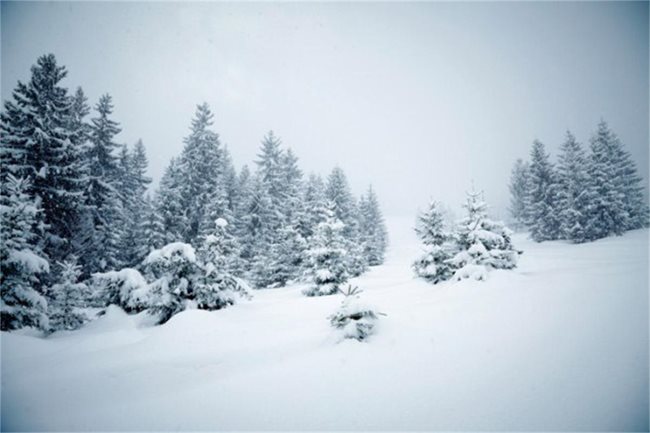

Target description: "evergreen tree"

left=256, top=131, right=285, bottom=221
left=120, top=140, right=152, bottom=266
left=326, top=167, right=367, bottom=276
left=583, top=121, right=629, bottom=240
left=85, top=94, right=125, bottom=272
left=556, top=131, right=590, bottom=242
left=329, top=285, right=381, bottom=341
left=242, top=175, right=277, bottom=288
left=232, top=165, right=253, bottom=243
left=47, top=257, right=89, bottom=331
left=0, top=175, right=50, bottom=331
left=0, top=54, right=86, bottom=263
left=600, top=121, right=649, bottom=231
left=156, top=157, right=186, bottom=243
left=178, top=103, right=228, bottom=244
left=358, top=186, right=388, bottom=266
left=508, top=159, right=530, bottom=231
left=526, top=140, right=562, bottom=242
left=264, top=148, right=307, bottom=286
left=448, top=190, right=518, bottom=281
left=195, top=218, right=250, bottom=309
left=303, top=202, right=350, bottom=297
left=142, top=194, right=166, bottom=254
left=412, top=200, right=455, bottom=283
left=222, top=146, right=239, bottom=216
left=299, top=173, right=327, bottom=240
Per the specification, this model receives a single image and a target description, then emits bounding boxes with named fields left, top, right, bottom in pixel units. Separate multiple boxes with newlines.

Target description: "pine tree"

left=195, top=218, right=250, bottom=309
left=413, top=200, right=455, bottom=283
left=47, top=257, right=89, bottom=331
left=508, top=159, right=530, bottom=231
left=329, top=285, right=381, bottom=341
left=178, top=103, right=228, bottom=244
left=303, top=202, right=350, bottom=297
left=583, top=121, right=629, bottom=240
left=0, top=175, right=50, bottom=331
left=0, top=54, right=86, bottom=263
left=264, top=148, right=307, bottom=286
left=85, top=94, right=125, bottom=272
left=256, top=131, right=285, bottom=222
left=232, top=165, right=253, bottom=243
left=156, top=157, right=186, bottom=243
left=119, top=140, right=152, bottom=266
left=526, top=140, right=562, bottom=242
left=326, top=167, right=367, bottom=276
left=358, top=186, right=388, bottom=266
left=601, top=121, right=649, bottom=231
left=299, top=173, right=328, bottom=240
left=556, top=131, right=590, bottom=243
left=142, top=194, right=166, bottom=254
left=449, top=190, right=518, bottom=281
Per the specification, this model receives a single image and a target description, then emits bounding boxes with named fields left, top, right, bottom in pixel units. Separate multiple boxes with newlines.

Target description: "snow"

left=7, top=249, right=50, bottom=273
left=2, top=217, right=648, bottom=431
left=144, top=242, right=196, bottom=264
left=215, top=217, right=228, bottom=227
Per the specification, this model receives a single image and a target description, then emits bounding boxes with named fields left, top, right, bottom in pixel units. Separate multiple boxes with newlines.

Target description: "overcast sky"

left=2, top=1, right=648, bottom=218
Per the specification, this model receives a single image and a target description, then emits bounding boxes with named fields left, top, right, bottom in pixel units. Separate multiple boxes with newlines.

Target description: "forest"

left=1, top=54, right=388, bottom=332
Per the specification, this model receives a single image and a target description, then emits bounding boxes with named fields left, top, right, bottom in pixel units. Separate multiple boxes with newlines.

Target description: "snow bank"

left=144, top=242, right=196, bottom=264
left=2, top=222, right=647, bottom=431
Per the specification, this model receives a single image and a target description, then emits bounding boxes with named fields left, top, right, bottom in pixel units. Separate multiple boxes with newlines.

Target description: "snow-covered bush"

left=304, top=203, right=350, bottom=297
left=48, top=258, right=91, bottom=331
left=142, top=242, right=199, bottom=323
left=413, top=201, right=456, bottom=283
left=92, top=268, right=150, bottom=312
left=448, top=190, right=519, bottom=281
left=329, top=285, right=382, bottom=341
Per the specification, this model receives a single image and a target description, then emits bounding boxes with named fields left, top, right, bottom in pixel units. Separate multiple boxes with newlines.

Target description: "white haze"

left=2, top=2, right=648, bottom=218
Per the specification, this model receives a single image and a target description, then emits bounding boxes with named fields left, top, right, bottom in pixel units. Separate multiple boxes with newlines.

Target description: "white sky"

left=2, top=1, right=648, bottom=218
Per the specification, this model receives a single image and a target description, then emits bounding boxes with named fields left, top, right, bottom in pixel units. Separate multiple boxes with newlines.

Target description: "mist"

left=2, top=1, right=648, bottom=218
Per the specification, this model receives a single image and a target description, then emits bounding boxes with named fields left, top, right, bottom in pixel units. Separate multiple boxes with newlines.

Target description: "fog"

left=2, top=1, right=648, bottom=218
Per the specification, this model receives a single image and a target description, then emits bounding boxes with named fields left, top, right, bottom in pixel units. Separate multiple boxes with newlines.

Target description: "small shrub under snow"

left=329, top=285, right=383, bottom=341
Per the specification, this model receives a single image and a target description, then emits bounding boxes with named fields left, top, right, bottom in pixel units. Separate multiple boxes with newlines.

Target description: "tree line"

left=509, top=122, right=649, bottom=243
left=1, top=54, right=388, bottom=331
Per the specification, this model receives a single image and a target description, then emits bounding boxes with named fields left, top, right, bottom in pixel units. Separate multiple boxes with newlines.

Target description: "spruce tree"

left=556, top=131, right=590, bottom=243
left=299, top=173, right=328, bottom=240
left=358, top=186, right=388, bottom=266
left=0, top=175, right=50, bottom=331
left=119, top=140, right=152, bottom=266
left=178, top=103, right=228, bottom=244
left=413, top=200, right=455, bottom=283
left=156, top=157, right=186, bottom=243
left=583, top=121, right=629, bottom=240
left=448, top=190, right=518, bottom=281
left=0, top=54, right=86, bottom=263
left=326, top=167, right=367, bottom=276
left=303, top=202, right=350, bottom=297
left=526, top=140, right=562, bottom=242
left=47, top=257, right=89, bottom=331
left=85, top=94, right=124, bottom=272
left=142, top=194, right=166, bottom=254
left=508, top=159, right=530, bottom=231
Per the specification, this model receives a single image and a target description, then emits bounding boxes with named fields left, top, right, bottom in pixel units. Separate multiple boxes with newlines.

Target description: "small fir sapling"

left=329, top=285, right=383, bottom=341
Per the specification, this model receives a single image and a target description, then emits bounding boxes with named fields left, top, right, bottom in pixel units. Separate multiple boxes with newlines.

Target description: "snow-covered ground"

left=2, top=217, right=648, bottom=431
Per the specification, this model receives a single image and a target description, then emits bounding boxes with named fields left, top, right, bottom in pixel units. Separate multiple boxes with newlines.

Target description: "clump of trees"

left=509, top=124, right=649, bottom=243
left=413, top=190, right=519, bottom=283
left=1, top=54, right=388, bottom=332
